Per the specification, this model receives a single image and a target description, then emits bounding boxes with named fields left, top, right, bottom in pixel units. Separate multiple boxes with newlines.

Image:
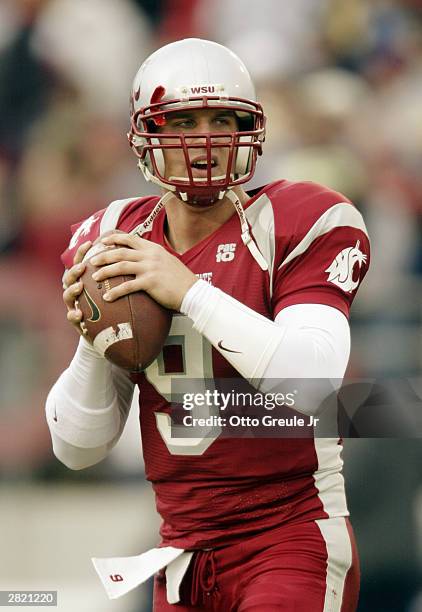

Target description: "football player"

left=46, top=38, right=370, bottom=611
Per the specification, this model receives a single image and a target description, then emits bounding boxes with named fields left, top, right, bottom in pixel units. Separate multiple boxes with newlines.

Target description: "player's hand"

left=89, top=233, right=198, bottom=311
left=63, top=240, right=92, bottom=333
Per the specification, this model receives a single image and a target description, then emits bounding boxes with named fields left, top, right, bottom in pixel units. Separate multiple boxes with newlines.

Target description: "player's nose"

left=187, top=121, right=213, bottom=153
left=189, top=119, right=212, bottom=137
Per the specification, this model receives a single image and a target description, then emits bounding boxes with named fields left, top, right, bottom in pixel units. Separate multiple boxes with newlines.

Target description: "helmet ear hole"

left=234, top=112, right=254, bottom=176
left=235, top=135, right=253, bottom=176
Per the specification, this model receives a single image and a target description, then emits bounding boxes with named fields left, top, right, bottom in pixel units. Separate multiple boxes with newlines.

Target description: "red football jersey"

left=62, top=180, right=370, bottom=549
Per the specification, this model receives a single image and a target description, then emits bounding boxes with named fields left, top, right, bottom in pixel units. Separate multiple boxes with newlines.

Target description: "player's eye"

left=213, top=115, right=236, bottom=129
left=171, top=118, right=195, bottom=129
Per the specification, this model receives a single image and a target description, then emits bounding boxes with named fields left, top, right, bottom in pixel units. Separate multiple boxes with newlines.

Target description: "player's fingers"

left=101, top=233, right=146, bottom=250
left=90, top=247, right=140, bottom=267
left=73, top=240, right=92, bottom=265
left=63, top=281, right=83, bottom=308
left=103, top=279, right=142, bottom=302
left=63, top=262, right=84, bottom=290
left=66, top=308, right=83, bottom=324
left=63, top=262, right=86, bottom=289
left=91, top=261, right=140, bottom=281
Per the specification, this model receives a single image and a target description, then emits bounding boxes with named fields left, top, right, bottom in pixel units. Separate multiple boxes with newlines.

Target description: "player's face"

left=157, top=108, right=238, bottom=183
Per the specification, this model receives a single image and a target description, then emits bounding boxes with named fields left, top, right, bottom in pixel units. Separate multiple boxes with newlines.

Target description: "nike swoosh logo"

left=83, top=288, right=101, bottom=322
left=217, top=340, right=242, bottom=354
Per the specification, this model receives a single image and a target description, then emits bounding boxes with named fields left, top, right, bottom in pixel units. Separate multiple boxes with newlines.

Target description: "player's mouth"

left=189, top=155, right=219, bottom=177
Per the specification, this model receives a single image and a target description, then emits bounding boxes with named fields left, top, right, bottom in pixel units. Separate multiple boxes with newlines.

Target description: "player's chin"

left=184, top=199, right=218, bottom=210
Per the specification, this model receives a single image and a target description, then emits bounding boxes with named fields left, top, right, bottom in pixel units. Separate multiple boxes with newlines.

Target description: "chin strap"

left=225, top=190, right=268, bottom=271
left=130, top=189, right=268, bottom=272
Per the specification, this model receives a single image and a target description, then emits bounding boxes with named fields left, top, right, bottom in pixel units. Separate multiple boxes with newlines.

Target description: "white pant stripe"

left=316, top=517, right=353, bottom=612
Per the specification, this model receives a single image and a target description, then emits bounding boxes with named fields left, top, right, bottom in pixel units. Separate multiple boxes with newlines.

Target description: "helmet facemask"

left=128, top=95, right=266, bottom=205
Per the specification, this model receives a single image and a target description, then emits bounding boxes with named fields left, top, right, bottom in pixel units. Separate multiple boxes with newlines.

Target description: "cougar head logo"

left=325, top=240, right=367, bottom=293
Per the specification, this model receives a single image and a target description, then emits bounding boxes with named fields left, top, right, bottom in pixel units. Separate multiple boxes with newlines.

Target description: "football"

left=76, top=242, right=172, bottom=372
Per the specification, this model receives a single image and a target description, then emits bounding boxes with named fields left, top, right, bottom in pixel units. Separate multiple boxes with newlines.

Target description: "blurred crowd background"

left=0, top=0, right=422, bottom=610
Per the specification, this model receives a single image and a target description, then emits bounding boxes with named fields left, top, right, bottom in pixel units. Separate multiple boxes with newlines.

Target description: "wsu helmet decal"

left=325, top=240, right=367, bottom=293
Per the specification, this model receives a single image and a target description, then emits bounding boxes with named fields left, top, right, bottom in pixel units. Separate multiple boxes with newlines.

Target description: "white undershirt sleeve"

left=45, top=337, right=134, bottom=470
left=181, top=280, right=350, bottom=416
left=181, top=280, right=286, bottom=382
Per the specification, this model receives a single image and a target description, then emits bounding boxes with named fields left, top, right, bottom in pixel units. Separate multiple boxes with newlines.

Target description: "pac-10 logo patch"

left=216, top=243, right=236, bottom=262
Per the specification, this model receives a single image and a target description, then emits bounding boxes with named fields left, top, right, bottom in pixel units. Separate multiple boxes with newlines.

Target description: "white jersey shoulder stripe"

left=279, top=202, right=368, bottom=270
left=245, top=194, right=276, bottom=296
left=100, top=197, right=139, bottom=234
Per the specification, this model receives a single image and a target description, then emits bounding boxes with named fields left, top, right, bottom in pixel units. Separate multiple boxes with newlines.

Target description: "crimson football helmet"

left=128, top=38, right=266, bottom=205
